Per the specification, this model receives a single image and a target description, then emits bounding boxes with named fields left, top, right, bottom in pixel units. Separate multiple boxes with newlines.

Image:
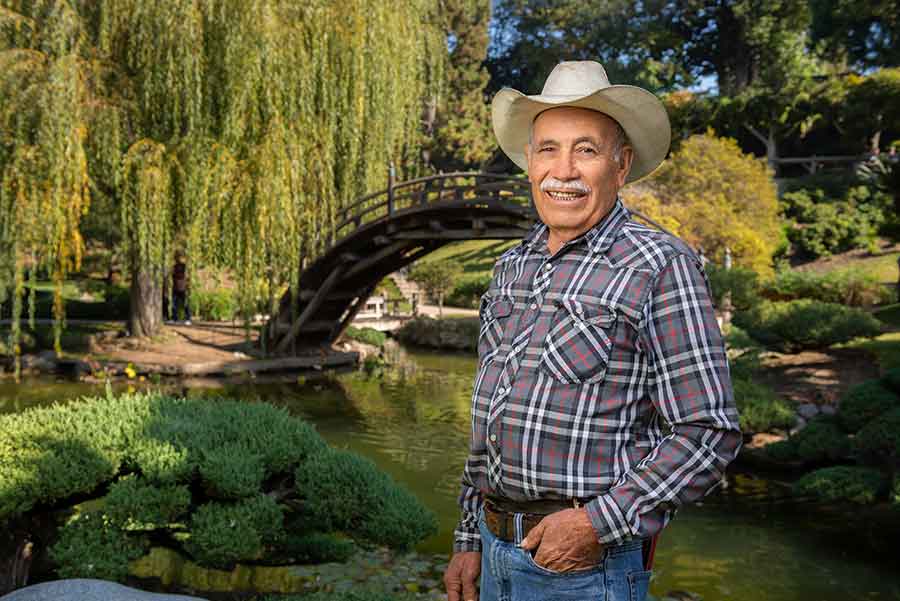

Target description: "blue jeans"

left=477, top=508, right=651, bottom=601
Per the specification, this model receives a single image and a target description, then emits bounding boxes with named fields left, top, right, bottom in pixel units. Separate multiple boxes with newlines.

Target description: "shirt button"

left=544, top=263, right=552, bottom=271
left=530, top=303, right=538, bottom=310
left=497, top=387, right=507, bottom=396
left=489, top=433, right=497, bottom=442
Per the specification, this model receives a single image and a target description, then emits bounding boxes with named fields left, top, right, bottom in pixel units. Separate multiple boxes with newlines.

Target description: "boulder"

left=0, top=579, right=208, bottom=601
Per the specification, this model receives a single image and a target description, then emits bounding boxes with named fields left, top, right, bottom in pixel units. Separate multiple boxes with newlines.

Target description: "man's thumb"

left=520, top=520, right=545, bottom=550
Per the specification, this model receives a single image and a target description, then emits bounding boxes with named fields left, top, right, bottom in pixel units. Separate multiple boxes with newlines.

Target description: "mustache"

left=540, top=177, right=591, bottom=194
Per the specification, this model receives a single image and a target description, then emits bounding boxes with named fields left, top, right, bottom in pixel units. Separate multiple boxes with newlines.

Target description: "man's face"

left=525, top=107, right=633, bottom=248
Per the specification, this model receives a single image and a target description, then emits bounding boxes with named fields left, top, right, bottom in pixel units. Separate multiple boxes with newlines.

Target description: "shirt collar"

left=522, top=198, right=630, bottom=256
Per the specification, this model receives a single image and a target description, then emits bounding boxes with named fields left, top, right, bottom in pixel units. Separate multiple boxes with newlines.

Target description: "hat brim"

left=491, top=85, right=671, bottom=183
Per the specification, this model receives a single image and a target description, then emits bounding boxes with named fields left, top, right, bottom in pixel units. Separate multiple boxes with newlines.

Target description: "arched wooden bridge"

left=263, top=172, right=536, bottom=354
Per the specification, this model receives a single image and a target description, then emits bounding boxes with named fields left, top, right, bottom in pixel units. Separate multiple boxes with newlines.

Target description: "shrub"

left=838, top=381, right=900, bottom=433
left=0, top=394, right=435, bottom=579
left=793, top=466, right=886, bottom=504
left=277, top=532, right=356, bottom=564
left=732, top=378, right=795, bottom=433
left=764, top=417, right=852, bottom=464
left=733, top=299, right=883, bottom=352
left=705, top=265, right=761, bottom=311
left=855, top=407, right=900, bottom=459
left=880, top=367, right=900, bottom=395
left=395, top=316, right=480, bottom=352
left=192, top=288, right=239, bottom=321
left=344, top=326, right=387, bottom=348
left=446, top=275, right=492, bottom=309
left=760, top=269, right=893, bottom=307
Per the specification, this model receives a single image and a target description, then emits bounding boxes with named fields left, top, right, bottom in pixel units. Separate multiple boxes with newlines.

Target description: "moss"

left=839, top=380, right=900, bottom=433
left=794, top=466, right=886, bottom=504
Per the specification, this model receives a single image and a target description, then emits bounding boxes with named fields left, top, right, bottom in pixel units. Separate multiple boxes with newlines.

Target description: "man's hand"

left=444, top=551, right=481, bottom=601
left=519, top=508, right=603, bottom=573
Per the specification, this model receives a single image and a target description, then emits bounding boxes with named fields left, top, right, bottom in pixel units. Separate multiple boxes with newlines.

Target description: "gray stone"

left=820, top=404, right=837, bottom=416
left=789, top=415, right=807, bottom=435
left=796, top=403, right=820, bottom=420
left=0, top=579, right=208, bottom=601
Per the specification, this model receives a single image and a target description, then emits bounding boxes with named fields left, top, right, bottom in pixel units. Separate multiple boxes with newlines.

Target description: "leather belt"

left=483, top=496, right=592, bottom=543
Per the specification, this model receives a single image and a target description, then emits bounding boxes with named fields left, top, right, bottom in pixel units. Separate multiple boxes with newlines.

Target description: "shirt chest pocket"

left=539, top=299, right=617, bottom=384
left=478, top=294, right=513, bottom=363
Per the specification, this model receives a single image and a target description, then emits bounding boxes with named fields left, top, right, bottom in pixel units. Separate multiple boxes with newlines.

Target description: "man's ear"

left=617, top=146, right=634, bottom=187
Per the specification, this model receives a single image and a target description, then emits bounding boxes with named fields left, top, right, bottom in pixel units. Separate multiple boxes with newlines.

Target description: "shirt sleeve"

left=453, top=472, right=484, bottom=552
left=585, top=252, right=742, bottom=546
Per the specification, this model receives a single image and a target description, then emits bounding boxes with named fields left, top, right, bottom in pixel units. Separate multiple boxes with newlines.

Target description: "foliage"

left=733, top=300, right=883, bottom=352
left=408, top=260, right=463, bottom=316
left=781, top=185, right=890, bottom=258
left=343, top=326, right=387, bottom=348
left=276, top=532, right=356, bottom=564
left=395, top=316, right=480, bottom=352
left=0, top=393, right=435, bottom=578
left=191, top=288, right=239, bottom=322
left=0, top=1, right=446, bottom=343
left=294, top=448, right=437, bottom=550
left=760, top=269, right=894, bottom=307
left=838, top=380, right=900, bottom=433
left=843, top=68, right=900, bottom=152
left=49, top=512, right=148, bottom=582
left=705, top=265, right=761, bottom=311
left=793, top=466, right=886, bottom=504
left=446, top=275, right=492, bottom=309
left=764, top=417, right=852, bottom=464
left=855, top=407, right=900, bottom=458
left=810, top=0, right=900, bottom=69
left=732, top=378, right=795, bottom=433
left=642, top=133, right=782, bottom=276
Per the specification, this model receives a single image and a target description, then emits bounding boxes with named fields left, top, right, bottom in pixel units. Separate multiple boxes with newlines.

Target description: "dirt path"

left=754, top=346, right=880, bottom=405
left=103, top=321, right=259, bottom=366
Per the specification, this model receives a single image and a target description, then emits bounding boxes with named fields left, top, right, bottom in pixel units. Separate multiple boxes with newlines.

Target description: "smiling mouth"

left=545, top=190, right=587, bottom=200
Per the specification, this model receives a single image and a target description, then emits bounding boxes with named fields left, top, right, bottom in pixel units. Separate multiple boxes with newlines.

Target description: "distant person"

left=444, top=61, right=740, bottom=601
left=172, top=253, right=191, bottom=325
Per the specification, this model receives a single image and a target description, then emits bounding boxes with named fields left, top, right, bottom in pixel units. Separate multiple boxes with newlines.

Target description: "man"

left=171, top=252, right=192, bottom=325
left=443, top=61, right=741, bottom=601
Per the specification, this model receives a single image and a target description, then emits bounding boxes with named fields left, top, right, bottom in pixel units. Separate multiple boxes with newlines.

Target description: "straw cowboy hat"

left=492, top=61, right=671, bottom=183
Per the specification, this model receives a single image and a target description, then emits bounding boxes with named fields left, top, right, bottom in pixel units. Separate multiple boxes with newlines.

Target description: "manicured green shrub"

left=277, top=532, right=356, bottom=564
left=764, top=417, right=852, bottom=464
left=1, top=393, right=435, bottom=579
left=187, top=494, right=284, bottom=567
left=733, top=299, right=883, bottom=352
left=49, top=512, right=148, bottom=581
left=793, top=466, right=886, bottom=504
left=294, top=448, right=438, bottom=550
left=880, top=367, right=900, bottom=395
left=855, top=407, right=900, bottom=459
left=760, top=269, right=893, bottom=307
left=344, top=326, right=387, bottom=348
left=838, top=381, right=900, bottom=433
left=446, top=275, right=492, bottom=309
left=395, top=316, right=479, bottom=351
left=706, top=265, right=761, bottom=311
left=104, top=476, right=191, bottom=530
left=732, top=377, right=795, bottom=433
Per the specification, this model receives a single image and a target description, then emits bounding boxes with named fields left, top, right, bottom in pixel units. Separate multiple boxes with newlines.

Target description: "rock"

left=820, top=404, right=837, bottom=416
left=796, top=403, right=820, bottom=420
left=789, top=415, right=807, bottom=436
left=20, top=351, right=56, bottom=372
left=0, top=579, right=208, bottom=601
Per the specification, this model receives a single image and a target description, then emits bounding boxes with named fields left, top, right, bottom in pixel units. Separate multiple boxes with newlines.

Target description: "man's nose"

left=550, top=150, right=579, bottom=180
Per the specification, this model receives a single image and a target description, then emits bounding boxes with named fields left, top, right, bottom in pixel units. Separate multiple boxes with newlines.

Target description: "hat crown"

left=541, top=61, right=610, bottom=97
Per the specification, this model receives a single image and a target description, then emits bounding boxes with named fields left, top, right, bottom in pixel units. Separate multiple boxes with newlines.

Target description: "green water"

left=2, top=345, right=899, bottom=600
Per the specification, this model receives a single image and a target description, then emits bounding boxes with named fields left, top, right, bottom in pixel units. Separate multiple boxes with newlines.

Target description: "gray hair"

left=528, top=114, right=629, bottom=165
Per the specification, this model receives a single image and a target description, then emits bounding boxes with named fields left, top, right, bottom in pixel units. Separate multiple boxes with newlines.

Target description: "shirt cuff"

left=453, top=530, right=482, bottom=553
left=586, top=493, right=632, bottom=547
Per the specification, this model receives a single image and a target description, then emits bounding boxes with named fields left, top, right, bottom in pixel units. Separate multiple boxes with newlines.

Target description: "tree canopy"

left=0, top=0, right=445, bottom=347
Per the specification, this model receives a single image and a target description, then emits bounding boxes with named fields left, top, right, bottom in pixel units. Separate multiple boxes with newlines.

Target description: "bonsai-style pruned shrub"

left=764, top=417, right=852, bottom=465
left=732, top=377, right=795, bottom=433
left=793, top=466, right=886, bottom=504
left=880, top=366, right=900, bottom=396
left=838, top=381, right=900, bottom=433
left=0, top=393, right=437, bottom=582
left=855, top=407, right=900, bottom=460
left=344, top=326, right=388, bottom=348
left=733, top=299, right=883, bottom=352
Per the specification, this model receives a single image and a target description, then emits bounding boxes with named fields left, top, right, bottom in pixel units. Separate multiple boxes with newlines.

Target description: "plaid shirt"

left=454, top=199, right=742, bottom=552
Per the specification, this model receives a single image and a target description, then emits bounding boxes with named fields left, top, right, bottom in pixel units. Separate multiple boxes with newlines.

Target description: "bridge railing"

left=329, top=171, right=533, bottom=245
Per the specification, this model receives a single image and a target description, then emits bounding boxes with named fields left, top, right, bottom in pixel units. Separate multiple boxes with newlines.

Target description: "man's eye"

left=578, top=147, right=597, bottom=154
left=539, top=147, right=554, bottom=152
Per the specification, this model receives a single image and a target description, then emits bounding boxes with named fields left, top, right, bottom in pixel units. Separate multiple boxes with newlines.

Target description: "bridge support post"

left=387, top=163, right=395, bottom=215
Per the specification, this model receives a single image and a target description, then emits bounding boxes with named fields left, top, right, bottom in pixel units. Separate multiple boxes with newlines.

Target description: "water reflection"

left=3, top=347, right=900, bottom=600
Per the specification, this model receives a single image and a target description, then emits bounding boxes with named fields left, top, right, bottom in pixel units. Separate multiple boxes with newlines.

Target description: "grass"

left=797, top=247, right=900, bottom=284
left=418, top=239, right=517, bottom=280
left=845, top=331, right=900, bottom=372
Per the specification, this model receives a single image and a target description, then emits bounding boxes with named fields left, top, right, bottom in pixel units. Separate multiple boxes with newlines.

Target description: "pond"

left=2, top=344, right=899, bottom=601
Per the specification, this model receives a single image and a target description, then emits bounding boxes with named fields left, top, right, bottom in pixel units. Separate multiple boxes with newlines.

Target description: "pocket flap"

left=557, top=299, right=615, bottom=327
left=480, top=295, right=513, bottom=320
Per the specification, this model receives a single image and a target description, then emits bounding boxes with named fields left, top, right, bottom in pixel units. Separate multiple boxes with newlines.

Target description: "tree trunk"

left=129, top=261, right=162, bottom=338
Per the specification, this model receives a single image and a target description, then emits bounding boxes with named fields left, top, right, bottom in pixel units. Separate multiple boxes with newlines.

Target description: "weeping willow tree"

left=0, top=0, right=444, bottom=352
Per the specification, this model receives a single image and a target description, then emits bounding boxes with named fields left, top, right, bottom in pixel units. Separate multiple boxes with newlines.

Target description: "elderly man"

left=443, top=61, right=741, bottom=601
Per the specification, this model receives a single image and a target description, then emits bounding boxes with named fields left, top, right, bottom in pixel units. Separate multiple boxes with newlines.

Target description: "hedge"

left=760, top=269, right=894, bottom=307
left=793, top=466, right=886, bottom=504
left=733, top=299, right=883, bottom=352
left=855, top=408, right=900, bottom=459
left=838, top=380, right=900, bottom=433
left=344, top=326, right=387, bottom=348
left=0, top=393, right=437, bottom=579
left=764, top=417, right=852, bottom=465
